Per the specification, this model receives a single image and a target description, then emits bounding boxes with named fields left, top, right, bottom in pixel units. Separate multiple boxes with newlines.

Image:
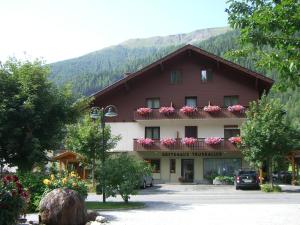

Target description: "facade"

left=92, top=45, right=273, bottom=183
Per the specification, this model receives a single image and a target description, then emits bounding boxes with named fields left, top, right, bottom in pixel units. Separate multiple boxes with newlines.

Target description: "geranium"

left=205, top=137, right=222, bottom=145
left=136, top=107, right=152, bottom=116
left=137, top=138, right=154, bottom=146
left=203, top=105, right=221, bottom=113
left=159, top=106, right=175, bottom=115
left=180, top=106, right=197, bottom=114
left=228, top=136, right=242, bottom=144
left=228, top=105, right=245, bottom=113
left=182, top=137, right=197, bottom=146
left=160, top=138, right=176, bottom=146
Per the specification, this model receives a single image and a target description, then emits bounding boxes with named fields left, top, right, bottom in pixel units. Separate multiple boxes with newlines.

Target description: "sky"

left=0, top=0, right=229, bottom=63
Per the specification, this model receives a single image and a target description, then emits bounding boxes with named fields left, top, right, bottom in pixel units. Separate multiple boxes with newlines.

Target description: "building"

left=92, top=44, right=273, bottom=183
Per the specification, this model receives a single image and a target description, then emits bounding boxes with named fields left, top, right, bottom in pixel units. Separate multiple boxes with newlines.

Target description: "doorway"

left=181, top=159, right=194, bottom=182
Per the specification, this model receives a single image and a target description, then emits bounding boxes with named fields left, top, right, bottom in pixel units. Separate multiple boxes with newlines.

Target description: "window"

left=224, top=125, right=240, bottom=139
left=185, top=96, right=197, bottom=107
left=146, top=98, right=160, bottom=109
left=170, top=159, right=176, bottom=173
left=224, top=96, right=239, bottom=107
left=203, top=158, right=242, bottom=177
left=185, top=126, right=198, bottom=138
left=145, top=127, right=160, bottom=139
left=145, top=159, right=161, bottom=173
left=201, top=69, right=213, bottom=82
left=170, top=70, right=182, bottom=84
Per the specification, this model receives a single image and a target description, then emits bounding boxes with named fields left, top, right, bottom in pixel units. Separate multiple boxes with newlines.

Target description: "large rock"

left=39, top=188, right=87, bottom=225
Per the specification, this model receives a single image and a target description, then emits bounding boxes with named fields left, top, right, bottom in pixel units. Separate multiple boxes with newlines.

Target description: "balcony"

left=133, top=138, right=239, bottom=152
left=133, top=108, right=246, bottom=121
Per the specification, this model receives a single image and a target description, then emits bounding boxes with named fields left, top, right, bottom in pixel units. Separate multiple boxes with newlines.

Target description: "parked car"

left=140, top=175, right=154, bottom=189
left=235, top=170, right=260, bottom=190
left=272, top=171, right=292, bottom=184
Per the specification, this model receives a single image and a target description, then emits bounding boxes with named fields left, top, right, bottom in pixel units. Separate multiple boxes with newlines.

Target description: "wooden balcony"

left=133, top=108, right=246, bottom=121
left=133, top=138, right=239, bottom=152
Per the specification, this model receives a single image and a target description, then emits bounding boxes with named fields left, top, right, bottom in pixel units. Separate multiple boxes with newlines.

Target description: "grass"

left=85, top=201, right=145, bottom=210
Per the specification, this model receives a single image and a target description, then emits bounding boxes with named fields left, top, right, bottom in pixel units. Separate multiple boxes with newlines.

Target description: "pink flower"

left=228, top=136, right=241, bottom=144
left=137, top=138, right=154, bottom=146
left=160, top=138, right=176, bottom=146
left=159, top=106, right=175, bottom=115
left=203, top=105, right=221, bottom=113
left=136, top=107, right=152, bottom=116
left=182, top=137, right=197, bottom=146
left=204, top=137, right=222, bottom=145
left=228, top=105, right=245, bottom=113
left=180, top=106, right=197, bottom=114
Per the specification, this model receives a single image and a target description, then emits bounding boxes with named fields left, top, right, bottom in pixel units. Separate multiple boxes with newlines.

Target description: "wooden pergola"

left=287, top=150, right=300, bottom=185
left=52, top=151, right=89, bottom=180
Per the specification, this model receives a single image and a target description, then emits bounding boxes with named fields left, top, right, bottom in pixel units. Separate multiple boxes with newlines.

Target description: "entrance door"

left=181, top=159, right=194, bottom=182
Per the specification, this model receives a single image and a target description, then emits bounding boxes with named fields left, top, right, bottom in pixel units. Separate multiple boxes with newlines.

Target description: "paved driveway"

left=88, top=184, right=300, bottom=225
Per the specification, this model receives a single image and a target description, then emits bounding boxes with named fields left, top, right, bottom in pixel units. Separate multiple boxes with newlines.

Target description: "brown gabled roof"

left=91, top=44, right=274, bottom=98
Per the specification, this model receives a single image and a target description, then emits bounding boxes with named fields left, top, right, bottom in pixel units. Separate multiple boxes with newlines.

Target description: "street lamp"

left=90, top=105, right=118, bottom=203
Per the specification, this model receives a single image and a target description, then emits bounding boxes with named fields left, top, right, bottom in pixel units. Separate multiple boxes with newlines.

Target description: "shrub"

left=214, top=176, right=234, bottom=185
left=261, top=184, right=282, bottom=192
left=0, top=175, right=29, bottom=225
left=204, top=172, right=219, bottom=184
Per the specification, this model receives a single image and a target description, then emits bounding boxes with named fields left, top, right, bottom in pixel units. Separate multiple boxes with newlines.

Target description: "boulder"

left=39, top=188, right=87, bottom=225
left=95, top=216, right=106, bottom=223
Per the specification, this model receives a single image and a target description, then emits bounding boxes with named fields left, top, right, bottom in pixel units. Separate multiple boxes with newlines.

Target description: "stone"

left=39, top=188, right=87, bottom=225
left=95, top=215, right=106, bottom=223
left=90, top=221, right=102, bottom=225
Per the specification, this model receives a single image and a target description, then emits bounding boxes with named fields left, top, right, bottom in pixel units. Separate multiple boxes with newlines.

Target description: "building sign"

left=161, top=152, right=222, bottom=157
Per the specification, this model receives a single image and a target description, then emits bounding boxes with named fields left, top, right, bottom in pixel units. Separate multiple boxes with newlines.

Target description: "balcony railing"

left=133, top=138, right=239, bottom=152
left=133, top=108, right=246, bottom=121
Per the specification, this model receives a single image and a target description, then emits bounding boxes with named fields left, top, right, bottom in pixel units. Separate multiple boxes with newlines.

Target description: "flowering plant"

left=204, top=137, right=222, bottom=145
left=228, top=105, right=245, bottom=113
left=180, top=106, right=197, bottom=114
left=136, top=107, right=152, bottom=116
left=228, top=136, right=242, bottom=144
left=137, top=138, right=155, bottom=146
left=0, top=175, right=29, bottom=225
left=160, top=138, right=176, bottom=146
left=203, top=105, right=221, bottom=113
left=182, top=137, right=197, bottom=146
left=159, top=106, right=175, bottom=115
left=43, top=172, right=88, bottom=199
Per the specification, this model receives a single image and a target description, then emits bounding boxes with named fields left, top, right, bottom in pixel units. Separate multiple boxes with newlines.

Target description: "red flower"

left=5, top=176, right=12, bottom=181
left=12, top=175, right=19, bottom=182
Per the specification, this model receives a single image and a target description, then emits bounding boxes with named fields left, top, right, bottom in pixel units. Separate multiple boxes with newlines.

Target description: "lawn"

left=85, top=201, right=145, bottom=210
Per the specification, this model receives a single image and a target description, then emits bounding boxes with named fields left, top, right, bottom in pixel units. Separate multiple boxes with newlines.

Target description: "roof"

left=52, top=151, right=80, bottom=160
left=91, top=44, right=274, bottom=98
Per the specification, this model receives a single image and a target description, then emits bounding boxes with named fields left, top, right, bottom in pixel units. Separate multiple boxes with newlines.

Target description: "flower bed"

left=136, top=107, right=152, bottom=116
left=203, top=105, right=221, bottom=113
left=180, top=106, right=197, bottom=114
left=204, top=137, right=222, bottom=145
left=159, top=106, right=175, bottom=115
left=136, top=138, right=154, bottom=146
left=228, top=105, right=245, bottom=113
left=182, top=137, right=197, bottom=146
left=160, top=138, right=176, bottom=146
left=228, top=136, right=241, bottom=144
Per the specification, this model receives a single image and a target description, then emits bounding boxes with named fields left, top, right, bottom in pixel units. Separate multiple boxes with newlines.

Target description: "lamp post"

left=90, top=105, right=118, bottom=203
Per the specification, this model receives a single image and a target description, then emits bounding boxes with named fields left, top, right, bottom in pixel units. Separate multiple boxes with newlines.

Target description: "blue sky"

left=0, top=0, right=229, bottom=63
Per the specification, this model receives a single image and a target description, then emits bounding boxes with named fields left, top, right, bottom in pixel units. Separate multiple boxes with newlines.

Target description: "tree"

left=99, top=154, right=151, bottom=203
left=226, top=0, right=300, bottom=90
left=0, top=58, right=82, bottom=171
left=64, top=113, right=120, bottom=185
left=240, top=94, right=299, bottom=185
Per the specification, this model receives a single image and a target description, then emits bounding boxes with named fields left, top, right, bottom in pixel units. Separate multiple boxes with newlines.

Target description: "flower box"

left=228, top=136, right=241, bottom=144
left=204, top=137, right=222, bottom=145
left=180, top=106, right=197, bottom=115
left=160, top=138, right=176, bottom=146
left=159, top=106, right=175, bottom=115
left=182, top=137, right=197, bottom=146
left=203, top=105, right=221, bottom=113
left=227, top=105, right=245, bottom=113
left=137, top=138, right=154, bottom=146
left=136, top=107, right=152, bottom=116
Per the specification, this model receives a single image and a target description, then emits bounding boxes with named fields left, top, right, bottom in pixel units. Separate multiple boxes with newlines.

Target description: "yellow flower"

left=70, top=171, right=77, bottom=177
left=43, top=179, right=51, bottom=186
left=50, top=174, right=55, bottom=181
left=62, top=178, right=67, bottom=184
left=72, top=182, right=77, bottom=187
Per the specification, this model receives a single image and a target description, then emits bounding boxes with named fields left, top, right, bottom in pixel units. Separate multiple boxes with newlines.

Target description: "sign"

left=161, top=152, right=222, bottom=157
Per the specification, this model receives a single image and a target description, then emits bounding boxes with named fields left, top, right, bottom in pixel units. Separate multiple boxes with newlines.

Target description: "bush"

left=214, top=176, right=235, bottom=185
left=43, top=171, right=88, bottom=200
left=261, top=184, right=282, bottom=192
left=204, top=171, right=218, bottom=184
left=0, top=175, right=29, bottom=225
left=17, top=171, right=46, bottom=212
